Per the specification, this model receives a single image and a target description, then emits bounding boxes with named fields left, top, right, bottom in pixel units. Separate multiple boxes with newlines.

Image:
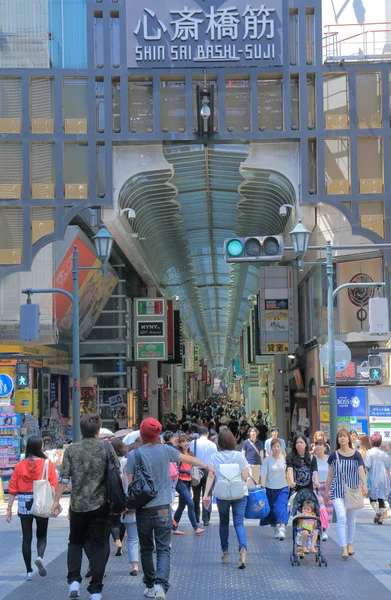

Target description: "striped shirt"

left=327, top=451, right=364, bottom=499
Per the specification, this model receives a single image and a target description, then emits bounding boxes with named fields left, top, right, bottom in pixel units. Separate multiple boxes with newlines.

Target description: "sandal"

left=347, top=544, right=355, bottom=556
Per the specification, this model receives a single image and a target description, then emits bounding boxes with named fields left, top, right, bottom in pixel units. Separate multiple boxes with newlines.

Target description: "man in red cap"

left=127, top=418, right=210, bottom=599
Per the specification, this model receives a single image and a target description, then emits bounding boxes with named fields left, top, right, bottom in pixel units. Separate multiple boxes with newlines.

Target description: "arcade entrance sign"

left=126, top=0, right=283, bottom=68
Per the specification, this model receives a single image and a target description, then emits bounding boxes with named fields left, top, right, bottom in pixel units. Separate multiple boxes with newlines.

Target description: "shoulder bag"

left=191, top=439, right=202, bottom=486
left=336, top=451, right=364, bottom=510
left=104, top=441, right=126, bottom=514
left=126, top=448, right=158, bottom=510
left=32, top=459, right=55, bottom=518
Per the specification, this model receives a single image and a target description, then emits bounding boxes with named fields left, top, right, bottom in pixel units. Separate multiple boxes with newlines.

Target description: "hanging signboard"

left=259, top=266, right=295, bottom=354
left=134, top=298, right=167, bottom=360
left=126, top=0, right=283, bottom=69
left=194, top=345, right=200, bottom=373
left=142, top=363, right=149, bottom=412
left=137, top=342, right=166, bottom=359
left=138, top=321, right=165, bottom=337
left=186, top=340, right=195, bottom=372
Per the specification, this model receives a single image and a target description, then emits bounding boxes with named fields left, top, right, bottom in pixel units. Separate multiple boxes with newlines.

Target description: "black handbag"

left=104, top=441, right=126, bottom=515
left=126, top=448, right=158, bottom=509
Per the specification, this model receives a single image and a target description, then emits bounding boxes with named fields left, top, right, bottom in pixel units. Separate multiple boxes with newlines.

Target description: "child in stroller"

left=290, top=488, right=327, bottom=567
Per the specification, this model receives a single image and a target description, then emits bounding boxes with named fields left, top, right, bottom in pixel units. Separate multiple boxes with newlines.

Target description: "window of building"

left=306, top=8, right=315, bottom=65
left=307, top=74, right=316, bottom=129
left=0, top=143, right=22, bottom=198
left=359, top=201, right=384, bottom=238
left=30, top=77, right=54, bottom=133
left=31, top=207, right=55, bottom=244
left=356, top=72, right=381, bottom=128
left=129, top=77, right=153, bottom=133
left=64, top=143, right=88, bottom=199
left=96, top=143, right=106, bottom=197
left=112, top=77, right=121, bottom=132
left=323, top=74, right=349, bottom=130
left=94, top=12, right=104, bottom=68
left=258, top=76, right=282, bottom=130
left=290, top=75, right=299, bottom=130
left=193, top=76, right=218, bottom=132
left=161, top=77, right=186, bottom=133
left=358, top=137, right=383, bottom=193
left=63, top=78, right=88, bottom=133
left=31, top=143, right=55, bottom=199
left=325, top=137, right=350, bottom=194
left=0, top=77, right=22, bottom=133
left=95, top=78, right=105, bottom=133
left=111, top=12, right=120, bottom=68
left=226, top=76, right=250, bottom=132
left=0, top=208, right=23, bottom=264
left=308, top=139, right=317, bottom=194
left=289, top=9, right=298, bottom=65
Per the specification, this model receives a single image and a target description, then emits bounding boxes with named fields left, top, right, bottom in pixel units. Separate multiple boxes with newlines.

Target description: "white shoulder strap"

left=42, top=458, right=49, bottom=481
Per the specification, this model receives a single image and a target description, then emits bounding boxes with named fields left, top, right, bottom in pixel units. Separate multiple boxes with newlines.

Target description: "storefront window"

left=357, top=72, right=381, bottom=128
left=31, top=143, right=55, bottom=199
left=323, top=74, right=349, bottom=130
left=0, top=142, right=22, bottom=198
left=359, top=201, right=384, bottom=238
left=358, top=137, right=383, bottom=193
left=325, top=137, right=350, bottom=194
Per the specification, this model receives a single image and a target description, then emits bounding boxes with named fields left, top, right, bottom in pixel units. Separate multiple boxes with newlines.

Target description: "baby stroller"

left=289, top=488, right=327, bottom=567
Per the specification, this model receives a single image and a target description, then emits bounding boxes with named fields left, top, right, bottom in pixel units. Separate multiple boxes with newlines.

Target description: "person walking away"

left=204, top=429, right=249, bottom=569
left=172, top=434, right=205, bottom=535
left=287, top=434, right=319, bottom=493
left=52, top=413, right=119, bottom=600
left=265, top=427, right=286, bottom=457
left=6, top=436, right=58, bottom=580
left=313, top=439, right=332, bottom=541
left=254, top=419, right=268, bottom=445
left=109, top=438, right=128, bottom=557
left=242, top=427, right=263, bottom=485
left=127, top=418, right=210, bottom=599
left=324, top=429, right=367, bottom=560
left=121, top=440, right=140, bottom=576
left=365, top=433, right=390, bottom=524
left=259, top=439, right=288, bottom=540
left=190, top=426, right=217, bottom=527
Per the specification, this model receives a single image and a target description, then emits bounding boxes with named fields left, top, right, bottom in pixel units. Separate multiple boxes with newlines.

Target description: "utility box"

left=369, top=297, right=389, bottom=335
left=20, top=303, right=40, bottom=341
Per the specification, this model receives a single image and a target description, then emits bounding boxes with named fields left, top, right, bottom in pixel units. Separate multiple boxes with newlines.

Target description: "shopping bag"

left=245, top=485, right=270, bottom=520
left=32, top=459, right=54, bottom=518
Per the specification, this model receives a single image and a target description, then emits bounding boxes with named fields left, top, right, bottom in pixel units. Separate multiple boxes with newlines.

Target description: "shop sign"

left=186, top=341, right=195, bottom=372
left=323, top=357, right=375, bottom=385
left=138, top=321, right=165, bottom=337
left=319, top=387, right=329, bottom=405
left=15, top=389, right=33, bottom=413
left=337, top=416, right=368, bottom=434
left=142, top=363, right=149, bottom=412
left=265, top=309, right=289, bottom=332
left=194, top=345, right=200, bottom=373
left=259, top=266, right=295, bottom=355
left=136, top=299, right=165, bottom=316
left=265, top=342, right=289, bottom=354
left=108, top=394, right=125, bottom=409
left=127, top=0, right=283, bottom=68
left=336, top=387, right=367, bottom=417
left=137, top=342, right=166, bottom=359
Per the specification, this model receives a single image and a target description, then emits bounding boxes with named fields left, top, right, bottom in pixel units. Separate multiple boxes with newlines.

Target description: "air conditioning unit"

left=31, top=118, right=54, bottom=134
left=64, top=119, right=87, bottom=134
left=0, top=184, right=22, bottom=198
left=32, top=220, right=55, bottom=244
left=326, top=179, right=349, bottom=194
left=32, top=183, right=55, bottom=199
left=0, top=118, right=21, bottom=133
left=325, top=114, right=348, bottom=129
left=360, top=178, right=383, bottom=193
left=0, top=249, right=22, bottom=264
left=65, top=183, right=88, bottom=199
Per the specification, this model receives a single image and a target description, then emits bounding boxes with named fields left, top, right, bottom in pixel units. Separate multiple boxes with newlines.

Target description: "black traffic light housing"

left=368, top=353, right=382, bottom=382
left=15, top=361, right=29, bottom=389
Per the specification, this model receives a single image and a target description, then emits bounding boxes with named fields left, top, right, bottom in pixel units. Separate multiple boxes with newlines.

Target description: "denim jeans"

left=216, top=496, right=247, bottom=552
left=124, top=513, right=139, bottom=563
left=192, top=471, right=212, bottom=525
left=136, top=505, right=172, bottom=592
left=68, top=503, right=110, bottom=595
left=173, top=480, right=198, bottom=530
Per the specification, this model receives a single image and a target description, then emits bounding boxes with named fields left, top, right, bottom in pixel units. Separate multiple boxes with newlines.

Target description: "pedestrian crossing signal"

left=15, top=362, right=29, bottom=389
left=369, top=367, right=382, bottom=381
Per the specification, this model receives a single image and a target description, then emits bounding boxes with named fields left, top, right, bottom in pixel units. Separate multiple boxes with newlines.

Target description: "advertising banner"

left=15, top=389, right=33, bottom=413
left=134, top=298, right=167, bottom=360
left=142, top=363, right=149, bottom=412
left=336, top=387, right=367, bottom=418
left=259, top=266, right=295, bottom=354
left=137, top=342, right=166, bottom=359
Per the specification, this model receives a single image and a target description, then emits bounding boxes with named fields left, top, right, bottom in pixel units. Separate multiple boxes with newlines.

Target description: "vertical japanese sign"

left=142, top=363, right=149, bottom=412
left=186, top=340, right=194, bottom=372
left=134, top=298, right=167, bottom=361
left=194, top=345, right=200, bottom=373
left=259, top=266, right=295, bottom=354
left=127, top=0, right=283, bottom=68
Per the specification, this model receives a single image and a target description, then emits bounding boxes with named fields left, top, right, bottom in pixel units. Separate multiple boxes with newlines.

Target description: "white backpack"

left=32, top=459, right=54, bottom=518
left=214, top=463, right=245, bottom=500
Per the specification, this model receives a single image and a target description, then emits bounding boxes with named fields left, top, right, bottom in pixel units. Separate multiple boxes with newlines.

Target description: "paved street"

left=1, top=498, right=391, bottom=599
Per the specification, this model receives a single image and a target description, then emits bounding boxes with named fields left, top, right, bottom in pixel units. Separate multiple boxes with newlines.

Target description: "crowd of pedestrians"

left=5, top=397, right=391, bottom=599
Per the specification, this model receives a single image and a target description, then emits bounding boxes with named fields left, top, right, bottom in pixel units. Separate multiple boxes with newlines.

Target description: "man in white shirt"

left=190, top=426, right=217, bottom=526
left=264, top=427, right=286, bottom=457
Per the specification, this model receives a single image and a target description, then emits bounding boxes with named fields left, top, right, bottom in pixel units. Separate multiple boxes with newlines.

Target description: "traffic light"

left=369, top=353, right=382, bottom=382
left=15, top=362, right=29, bottom=389
left=224, top=236, right=284, bottom=263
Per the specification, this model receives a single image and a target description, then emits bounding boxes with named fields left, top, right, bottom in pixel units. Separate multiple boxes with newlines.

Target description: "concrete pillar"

left=274, top=354, right=288, bottom=441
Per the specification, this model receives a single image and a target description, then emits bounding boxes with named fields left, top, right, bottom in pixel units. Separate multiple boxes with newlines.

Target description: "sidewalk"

left=1, top=497, right=391, bottom=599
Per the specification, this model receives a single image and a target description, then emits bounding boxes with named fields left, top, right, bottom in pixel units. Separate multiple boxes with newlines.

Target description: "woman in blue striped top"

left=324, top=429, right=367, bottom=560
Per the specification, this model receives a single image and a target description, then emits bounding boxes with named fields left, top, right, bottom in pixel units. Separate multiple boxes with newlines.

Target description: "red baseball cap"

left=140, top=417, right=162, bottom=442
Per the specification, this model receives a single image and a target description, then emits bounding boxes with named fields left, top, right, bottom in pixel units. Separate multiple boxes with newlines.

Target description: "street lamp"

left=289, top=223, right=385, bottom=449
left=22, top=226, right=114, bottom=442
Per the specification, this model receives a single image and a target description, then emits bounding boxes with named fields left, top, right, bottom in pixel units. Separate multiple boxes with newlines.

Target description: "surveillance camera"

left=279, top=205, right=288, bottom=217
left=200, top=104, right=211, bottom=120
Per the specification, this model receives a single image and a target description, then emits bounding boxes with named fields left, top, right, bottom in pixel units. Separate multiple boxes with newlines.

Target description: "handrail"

left=333, top=31, right=368, bottom=45
left=324, top=21, right=391, bottom=28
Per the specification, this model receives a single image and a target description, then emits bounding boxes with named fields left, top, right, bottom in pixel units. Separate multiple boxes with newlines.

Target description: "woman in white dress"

left=365, top=433, right=390, bottom=525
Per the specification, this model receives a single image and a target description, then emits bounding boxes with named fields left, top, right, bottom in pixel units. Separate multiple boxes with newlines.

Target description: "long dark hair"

left=289, top=434, right=311, bottom=467
left=25, top=436, right=46, bottom=459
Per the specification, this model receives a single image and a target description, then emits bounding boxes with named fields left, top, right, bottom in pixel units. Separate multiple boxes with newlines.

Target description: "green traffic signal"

left=369, top=367, right=382, bottom=381
left=227, top=239, right=243, bottom=257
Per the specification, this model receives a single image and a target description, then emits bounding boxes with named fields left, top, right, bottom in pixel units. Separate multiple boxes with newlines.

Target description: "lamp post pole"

left=326, top=241, right=337, bottom=449
left=72, top=246, right=81, bottom=442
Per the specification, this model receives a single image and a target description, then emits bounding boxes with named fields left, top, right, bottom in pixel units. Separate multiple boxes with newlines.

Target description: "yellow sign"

left=15, top=389, right=33, bottom=413
left=320, top=409, right=329, bottom=422
left=265, top=342, right=289, bottom=354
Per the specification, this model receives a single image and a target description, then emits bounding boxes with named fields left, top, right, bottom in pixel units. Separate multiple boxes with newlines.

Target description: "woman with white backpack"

left=203, top=429, right=249, bottom=569
left=6, top=436, right=58, bottom=580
